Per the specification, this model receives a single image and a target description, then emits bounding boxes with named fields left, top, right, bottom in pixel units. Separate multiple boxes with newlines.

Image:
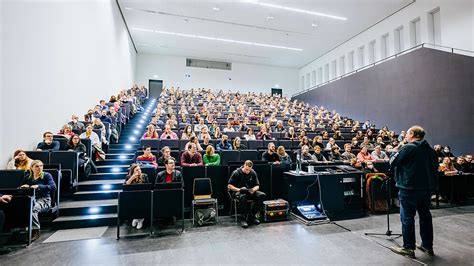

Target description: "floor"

left=1, top=205, right=473, bottom=265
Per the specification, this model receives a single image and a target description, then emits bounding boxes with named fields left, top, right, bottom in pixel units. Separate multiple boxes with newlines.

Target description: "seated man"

left=261, top=142, right=280, bottom=164
left=313, top=146, right=328, bottom=162
left=155, top=158, right=183, bottom=183
left=371, top=145, right=389, bottom=161
left=136, top=145, right=157, bottom=167
left=36, top=132, right=60, bottom=151
left=160, top=124, right=178, bottom=140
left=200, top=133, right=212, bottom=150
left=193, top=118, right=208, bottom=133
left=227, top=160, right=266, bottom=228
left=357, top=147, right=374, bottom=163
left=341, top=143, right=356, bottom=161
left=157, top=146, right=174, bottom=165
left=359, top=137, right=374, bottom=149
left=68, top=115, right=85, bottom=131
left=180, top=143, right=204, bottom=167
left=216, top=134, right=232, bottom=151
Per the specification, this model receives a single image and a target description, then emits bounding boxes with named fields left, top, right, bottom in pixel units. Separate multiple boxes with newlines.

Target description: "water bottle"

left=296, top=153, right=301, bottom=174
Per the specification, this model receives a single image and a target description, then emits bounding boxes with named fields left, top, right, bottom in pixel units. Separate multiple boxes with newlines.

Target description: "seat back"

left=80, top=138, right=92, bottom=158
left=193, top=178, right=212, bottom=199
left=153, top=188, right=184, bottom=219
left=118, top=190, right=152, bottom=221
left=140, top=167, right=157, bottom=185
left=25, top=151, right=50, bottom=164
left=50, top=151, right=79, bottom=188
left=0, top=170, right=25, bottom=189
left=220, top=150, right=240, bottom=165
left=3, top=196, right=33, bottom=230
left=53, top=138, right=69, bottom=150
left=43, top=169, right=60, bottom=211
left=247, top=140, right=264, bottom=149
left=140, top=139, right=160, bottom=150
left=160, top=139, right=179, bottom=150
left=239, top=150, right=259, bottom=161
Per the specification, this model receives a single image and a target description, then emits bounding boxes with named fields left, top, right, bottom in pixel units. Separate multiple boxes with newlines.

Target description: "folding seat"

left=42, top=168, right=61, bottom=216
left=117, top=188, right=152, bottom=239
left=140, top=139, right=160, bottom=150
left=247, top=140, right=264, bottom=149
left=278, top=139, right=293, bottom=149
left=220, top=150, right=240, bottom=165
left=226, top=131, right=239, bottom=139
left=205, top=165, right=230, bottom=208
left=80, top=138, right=92, bottom=158
left=152, top=184, right=185, bottom=234
left=160, top=139, right=179, bottom=150
left=182, top=166, right=206, bottom=208
left=140, top=166, right=157, bottom=184
left=239, top=150, right=259, bottom=161
left=0, top=170, right=25, bottom=189
left=53, top=137, right=69, bottom=150
left=179, top=139, right=189, bottom=151
left=25, top=151, right=50, bottom=164
left=50, top=151, right=79, bottom=190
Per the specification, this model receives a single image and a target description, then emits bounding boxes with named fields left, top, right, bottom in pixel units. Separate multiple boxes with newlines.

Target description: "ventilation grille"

left=186, top=58, right=232, bottom=70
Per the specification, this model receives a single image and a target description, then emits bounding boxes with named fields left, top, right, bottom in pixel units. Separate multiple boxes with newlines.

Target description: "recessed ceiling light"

left=311, top=22, right=318, bottom=27
left=132, top=27, right=303, bottom=51
left=212, top=6, right=220, bottom=11
left=267, top=15, right=274, bottom=20
left=246, top=1, right=347, bottom=20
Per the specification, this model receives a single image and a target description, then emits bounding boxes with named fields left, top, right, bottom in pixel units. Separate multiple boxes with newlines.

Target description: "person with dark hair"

left=256, top=126, right=272, bottom=140
left=36, top=132, right=60, bottom=151
left=216, top=135, right=232, bottom=151
left=329, top=146, right=343, bottom=161
left=228, top=160, right=266, bottom=228
left=313, top=146, right=328, bottom=162
left=6, top=149, right=33, bottom=170
left=233, top=137, right=247, bottom=150
left=155, top=158, right=183, bottom=183
left=124, top=164, right=149, bottom=229
left=157, top=146, right=173, bottom=165
left=20, top=160, right=56, bottom=241
left=389, top=125, right=438, bottom=258
left=262, top=142, right=280, bottom=164
left=441, top=146, right=454, bottom=158
left=136, top=146, right=158, bottom=167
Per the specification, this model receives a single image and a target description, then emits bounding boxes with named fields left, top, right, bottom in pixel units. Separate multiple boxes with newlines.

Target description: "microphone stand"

left=364, top=174, right=401, bottom=238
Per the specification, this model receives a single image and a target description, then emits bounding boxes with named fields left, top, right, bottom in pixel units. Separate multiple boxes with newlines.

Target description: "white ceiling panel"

left=119, top=0, right=414, bottom=68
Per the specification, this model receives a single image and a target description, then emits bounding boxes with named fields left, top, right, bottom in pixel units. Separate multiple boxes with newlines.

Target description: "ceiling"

left=119, top=0, right=413, bottom=68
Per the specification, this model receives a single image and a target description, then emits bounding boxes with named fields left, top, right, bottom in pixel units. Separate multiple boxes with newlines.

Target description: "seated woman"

left=68, top=135, right=87, bottom=166
left=142, top=124, right=159, bottom=139
left=124, top=164, right=149, bottom=230
left=184, top=136, right=203, bottom=151
left=438, top=157, right=458, bottom=175
left=180, top=125, right=195, bottom=140
left=213, top=127, right=223, bottom=140
left=223, top=121, right=235, bottom=133
left=313, top=146, right=328, bottom=162
left=356, top=147, right=374, bottom=163
left=20, top=160, right=56, bottom=241
left=297, top=136, right=311, bottom=148
left=203, top=145, right=221, bottom=166
left=6, top=149, right=33, bottom=170
left=233, top=137, right=247, bottom=150
left=57, top=124, right=75, bottom=140
left=92, top=118, right=108, bottom=145
left=277, top=146, right=292, bottom=165
left=243, top=128, right=256, bottom=140
left=136, top=145, right=158, bottom=168
left=312, top=135, right=324, bottom=149
left=80, top=125, right=103, bottom=160
left=285, top=127, right=297, bottom=140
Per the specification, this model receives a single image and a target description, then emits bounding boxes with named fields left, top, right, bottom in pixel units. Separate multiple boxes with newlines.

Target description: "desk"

left=437, top=173, right=474, bottom=206
left=283, top=166, right=364, bottom=218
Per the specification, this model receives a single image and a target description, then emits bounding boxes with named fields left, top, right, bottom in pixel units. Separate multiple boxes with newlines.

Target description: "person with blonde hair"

left=7, top=150, right=33, bottom=170
left=203, top=145, right=221, bottom=166
left=20, top=160, right=56, bottom=241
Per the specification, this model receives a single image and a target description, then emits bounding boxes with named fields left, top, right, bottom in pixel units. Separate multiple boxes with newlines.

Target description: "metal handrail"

left=293, top=43, right=474, bottom=97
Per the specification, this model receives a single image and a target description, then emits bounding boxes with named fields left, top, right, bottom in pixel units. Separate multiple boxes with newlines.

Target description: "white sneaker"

left=132, top=219, right=138, bottom=227
left=136, top=219, right=144, bottom=230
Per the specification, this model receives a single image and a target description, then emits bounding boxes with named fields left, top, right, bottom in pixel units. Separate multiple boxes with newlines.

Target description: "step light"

left=133, top=130, right=140, bottom=135
left=125, top=144, right=133, bottom=150
left=111, top=167, right=121, bottom=173
left=118, top=155, right=128, bottom=160
left=129, top=136, right=137, bottom=141
left=101, top=184, right=113, bottom=190
left=89, top=207, right=100, bottom=214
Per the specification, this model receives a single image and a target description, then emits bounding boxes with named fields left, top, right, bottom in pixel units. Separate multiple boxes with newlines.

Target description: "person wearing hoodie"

left=389, top=125, right=438, bottom=259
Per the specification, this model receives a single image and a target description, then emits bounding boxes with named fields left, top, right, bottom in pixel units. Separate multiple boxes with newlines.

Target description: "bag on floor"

left=194, top=207, right=216, bottom=226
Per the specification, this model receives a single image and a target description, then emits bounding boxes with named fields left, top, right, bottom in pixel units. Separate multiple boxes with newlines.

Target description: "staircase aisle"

left=52, top=99, right=156, bottom=229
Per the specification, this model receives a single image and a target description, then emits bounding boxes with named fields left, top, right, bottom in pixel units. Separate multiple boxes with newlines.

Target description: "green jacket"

left=203, top=154, right=221, bottom=166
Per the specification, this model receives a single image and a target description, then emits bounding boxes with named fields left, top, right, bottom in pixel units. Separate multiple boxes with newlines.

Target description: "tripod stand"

left=365, top=174, right=401, bottom=237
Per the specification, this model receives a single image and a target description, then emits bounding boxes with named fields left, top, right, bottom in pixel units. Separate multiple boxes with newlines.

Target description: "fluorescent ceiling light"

left=245, top=1, right=347, bottom=21
left=212, top=6, right=220, bottom=11
left=132, top=27, right=302, bottom=51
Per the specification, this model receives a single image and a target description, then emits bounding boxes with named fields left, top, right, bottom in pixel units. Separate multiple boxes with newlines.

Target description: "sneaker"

left=250, top=216, right=260, bottom=225
left=132, top=219, right=138, bottom=228
left=136, top=219, right=144, bottom=230
left=389, top=246, right=415, bottom=259
left=416, top=244, right=434, bottom=256
left=240, top=220, right=249, bottom=228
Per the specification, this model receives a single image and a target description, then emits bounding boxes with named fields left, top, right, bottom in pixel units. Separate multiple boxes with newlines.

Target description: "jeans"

left=32, top=197, right=51, bottom=229
left=398, top=189, right=433, bottom=250
left=234, top=191, right=266, bottom=217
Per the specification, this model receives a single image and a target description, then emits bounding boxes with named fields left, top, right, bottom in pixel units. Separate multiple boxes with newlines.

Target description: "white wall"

left=298, top=0, right=474, bottom=92
left=0, top=0, right=136, bottom=166
left=135, top=53, right=299, bottom=96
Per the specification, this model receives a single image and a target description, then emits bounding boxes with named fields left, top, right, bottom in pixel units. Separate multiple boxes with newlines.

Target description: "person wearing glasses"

left=155, top=158, right=183, bottom=184
left=36, top=132, right=60, bottom=151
